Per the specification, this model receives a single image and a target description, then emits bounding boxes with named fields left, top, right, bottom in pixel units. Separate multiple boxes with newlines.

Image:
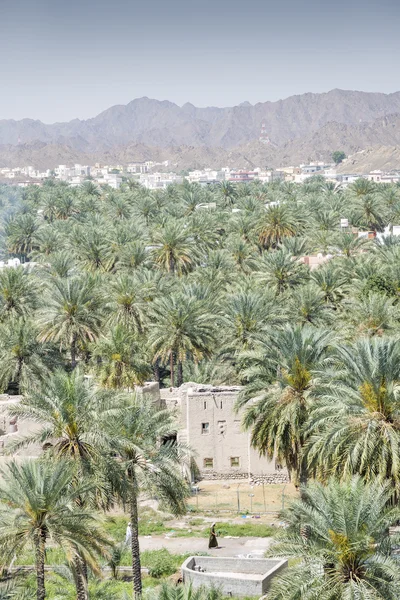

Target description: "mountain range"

left=2, top=89, right=400, bottom=171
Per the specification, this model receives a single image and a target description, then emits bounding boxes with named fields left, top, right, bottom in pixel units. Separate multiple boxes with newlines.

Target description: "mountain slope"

left=2, top=89, right=400, bottom=150
left=2, top=111, right=400, bottom=172
left=337, top=146, right=400, bottom=174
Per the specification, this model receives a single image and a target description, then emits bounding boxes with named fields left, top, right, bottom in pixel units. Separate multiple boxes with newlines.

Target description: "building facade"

left=160, top=383, right=288, bottom=482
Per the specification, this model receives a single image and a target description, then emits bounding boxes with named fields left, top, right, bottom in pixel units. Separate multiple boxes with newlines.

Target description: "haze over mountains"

left=2, top=89, right=400, bottom=171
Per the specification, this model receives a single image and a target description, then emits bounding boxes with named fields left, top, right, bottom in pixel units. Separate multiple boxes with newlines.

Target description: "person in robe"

left=125, top=522, right=132, bottom=544
left=208, top=523, right=218, bottom=548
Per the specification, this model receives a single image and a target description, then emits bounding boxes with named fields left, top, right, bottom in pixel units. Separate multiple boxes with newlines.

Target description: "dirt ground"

left=187, top=480, right=298, bottom=517
left=138, top=534, right=272, bottom=557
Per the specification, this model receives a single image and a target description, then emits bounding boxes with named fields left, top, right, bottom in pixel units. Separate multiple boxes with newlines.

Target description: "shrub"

left=141, top=549, right=185, bottom=579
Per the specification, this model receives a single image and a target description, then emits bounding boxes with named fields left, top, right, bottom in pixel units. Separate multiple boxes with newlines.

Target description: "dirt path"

left=139, top=535, right=272, bottom=557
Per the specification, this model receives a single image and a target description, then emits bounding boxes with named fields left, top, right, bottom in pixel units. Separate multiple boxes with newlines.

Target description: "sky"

left=1, top=0, right=399, bottom=123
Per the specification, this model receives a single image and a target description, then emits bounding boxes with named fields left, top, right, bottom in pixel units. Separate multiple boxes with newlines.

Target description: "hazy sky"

left=1, top=0, right=399, bottom=122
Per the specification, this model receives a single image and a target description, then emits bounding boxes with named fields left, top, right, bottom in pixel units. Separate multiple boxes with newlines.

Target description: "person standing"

left=208, top=523, right=218, bottom=548
left=125, top=522, right=132, bottom=544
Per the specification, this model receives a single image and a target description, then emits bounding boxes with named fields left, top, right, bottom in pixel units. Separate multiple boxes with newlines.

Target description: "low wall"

left=182, top=556, right=287, bottom=597
left=199, top=471, right=289, bottom=483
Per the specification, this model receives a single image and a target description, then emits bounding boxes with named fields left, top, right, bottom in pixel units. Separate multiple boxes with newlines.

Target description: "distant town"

left=1, top=159, right=400, bottom=189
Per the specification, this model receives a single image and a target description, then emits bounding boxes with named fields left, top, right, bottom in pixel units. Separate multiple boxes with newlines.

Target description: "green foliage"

left=363, top=273, right=398, bottom=297
left=149, top=582, right=224, bottom=600
left=104, top=512, right=172, bottom=538
left=4, top=178, right=400, bottom=598
left=267, top=477, right=400, bottom=599
left=141, top=550, right=186, bottom=573
left=143, top=549, right=179, bottom=578
left=211, top=523, right=275, bottom=538
left=331, top=150, right=346, bottom=164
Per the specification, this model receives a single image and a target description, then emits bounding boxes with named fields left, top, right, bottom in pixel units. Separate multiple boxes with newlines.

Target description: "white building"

left=139, top=172, right=183, bottom=189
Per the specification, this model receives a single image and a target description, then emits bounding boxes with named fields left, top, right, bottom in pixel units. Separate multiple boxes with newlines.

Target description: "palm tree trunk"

left=73, top=554, right=89, bottom=600
left=129, top=473, right=142, bottom=599
left=15, top=356, right=24, bottom=394
left=71, top=334, right=78, bottom=370
left=34, top=531, right=46, bottom=600
left=170, top=353, right=175, bottom=388
left=177, top=360, right=183, bottom=387
left=153, top=358, right=161, bottom=384
left=297, top=438, right=308, bottom=499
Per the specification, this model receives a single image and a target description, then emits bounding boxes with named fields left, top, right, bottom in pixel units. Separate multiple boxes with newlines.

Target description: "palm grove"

left=1, top=176, right=400, bottom=598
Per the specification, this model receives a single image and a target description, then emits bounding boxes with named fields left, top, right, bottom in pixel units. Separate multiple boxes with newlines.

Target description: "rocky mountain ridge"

left=2, top=89, right=400, bottom=151
left=2, top=111, right=400, bottom=173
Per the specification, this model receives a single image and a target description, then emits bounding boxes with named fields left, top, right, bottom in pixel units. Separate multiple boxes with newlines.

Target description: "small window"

left=220, top=400, right=223, bottom=409
left=201, top=422, right=210, bottom=434
left=230, top=457, right=240, bottom=467
left=204, top=458, right=214, bottom=468
left=204, top=401, right=207, bottom=410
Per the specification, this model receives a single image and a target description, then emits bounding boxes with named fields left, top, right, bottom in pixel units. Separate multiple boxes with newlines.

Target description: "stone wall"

left=198, top=471, right=289, bottom=483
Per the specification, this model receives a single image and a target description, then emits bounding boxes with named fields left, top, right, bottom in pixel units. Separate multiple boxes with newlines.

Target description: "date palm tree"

left=266, top=477, right=400, bottom=600
left=109, top=396, right=190, bottom=599
left=0, top=460, right=109, bottom=600
left=180, top=188, right=203, bottom=215
left=0, top=318, right=59, bottom=394
left=258, top=205, right=297, bottom=249
left=310, top=263, right=348, bottom=305
left=238, top=325, right=333, bottom=488
left=341, top=292, right=400, bottom=337
left=255, top=248, right=308, bottom=295
left=91, top=325, right=151, bottom=389
left=152, top=221, right=194, bottom=275
left=0, top=266, right=39, bottom=322
left=33, top=225, right=65, bottom=257
left=333, top=231, right=370, bottom=258
left=290, top=283, right=333, bottom=326
left=217, top=181, right=237, bottom=208
left=106, top=274, right=149, bottom=335
left=118, top=241, right=151, bottom=271
left=226, top=235, right=257, bottom=272
left=38, top=276, right=104, bottom=368
left=347, top=177, right=376, bottom=199
left=7, top=370, right=120, bottom=598
left=4, top=212, right=39, bottom=261
left=351, top=193, right=385, bottom=232
left=307, top=337, right=400, bottom=492
left=222, top=290, right=285, bottom=357
left=148, top=293, right=217, bottom=387
left=72, top=224, right=115, bottom=273
left=8, top=369, right=118, bottom=486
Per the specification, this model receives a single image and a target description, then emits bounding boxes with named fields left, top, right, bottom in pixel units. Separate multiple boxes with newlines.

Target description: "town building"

left=159, top=383, right=288, bottom=482
left=139, top=172, right=183, bottom=189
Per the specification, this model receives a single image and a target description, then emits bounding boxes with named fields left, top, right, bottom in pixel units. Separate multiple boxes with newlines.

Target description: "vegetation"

left=1, top=176, right=400, bottom=597
left=267, top=477, right=400, bottom=599
left=331, top=150, right=347, bottom=164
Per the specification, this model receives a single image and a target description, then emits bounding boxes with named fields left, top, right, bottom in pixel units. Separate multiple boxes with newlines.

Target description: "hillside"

left=2, top=111, right=400, bottom=172
left=337, top=146, right=400, bottom=174
left=2, top=89, right=400, bottom=151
